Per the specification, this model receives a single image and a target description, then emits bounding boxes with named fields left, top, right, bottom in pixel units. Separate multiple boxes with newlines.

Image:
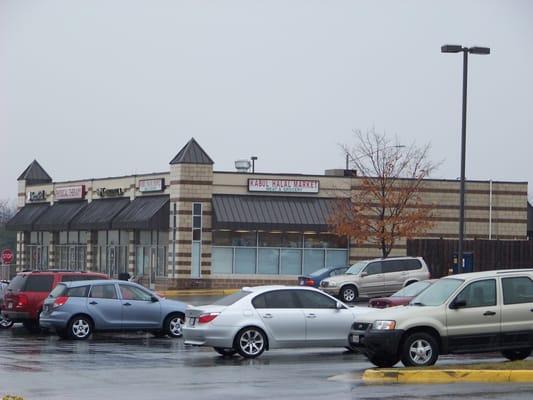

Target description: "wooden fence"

left=406, top=239, right=533, bottom=278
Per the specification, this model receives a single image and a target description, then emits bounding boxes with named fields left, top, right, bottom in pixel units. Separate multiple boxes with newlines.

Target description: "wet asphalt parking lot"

left=2, top=297, right=533, bottom=400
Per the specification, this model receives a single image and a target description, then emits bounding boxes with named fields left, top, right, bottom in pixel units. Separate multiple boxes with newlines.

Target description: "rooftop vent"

left=235, top=160, right=251, bottom=173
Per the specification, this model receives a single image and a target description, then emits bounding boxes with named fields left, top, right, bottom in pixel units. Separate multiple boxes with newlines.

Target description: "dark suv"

left=2, top=270, right=108, bottom=332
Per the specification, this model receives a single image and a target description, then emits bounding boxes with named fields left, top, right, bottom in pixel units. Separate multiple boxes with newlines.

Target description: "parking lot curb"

left=159, top=288, right=239, bottom=297
left=362, top=368, right=533, bottom=384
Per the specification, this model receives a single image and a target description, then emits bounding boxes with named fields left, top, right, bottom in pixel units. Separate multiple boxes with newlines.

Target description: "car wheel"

left=164, top=314, right=184, bottom=338
left=214, top=347, right=237, bottom=356
left=340, top=285, right=358, bottom=303
left=502, top=348, right=532, bottom=361
left=235, top=327, right=267, bottom=359
left=68, top=316, right=92, bottom=340
left=367, top=354, right=399, bottom=368
left=22, top=320, right=41, bottom=334
left=401, top=332, right=439, bottom=367
left=0, top=315, right=14, bottom=329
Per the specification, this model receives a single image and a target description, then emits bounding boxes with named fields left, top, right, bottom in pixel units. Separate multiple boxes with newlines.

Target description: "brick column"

left=86, top=231, right=97, bottom=272
left=48, top=232, right=59, bottom=268
left=128, top=231, right=136, bottom=276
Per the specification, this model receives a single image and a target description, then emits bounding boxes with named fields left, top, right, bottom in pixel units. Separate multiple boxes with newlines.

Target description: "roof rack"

left=496, top=269, right=533, bottom=274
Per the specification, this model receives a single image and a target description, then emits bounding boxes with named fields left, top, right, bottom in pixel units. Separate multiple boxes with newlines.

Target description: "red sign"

left=1, top=249, right=14, bottom=264
left=55, top=185, right=85, bottom=200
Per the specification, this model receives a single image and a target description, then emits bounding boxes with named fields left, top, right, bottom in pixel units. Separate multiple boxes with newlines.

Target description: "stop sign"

left=1, top=249, right=14, bottom=264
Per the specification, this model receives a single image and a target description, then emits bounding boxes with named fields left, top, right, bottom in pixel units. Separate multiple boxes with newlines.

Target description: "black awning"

left=33, top=201, right=88, bottom=231
left=111, top=195, right=169, bottom=230
left=5, top=203, right=50, bottom=231
left=212, top=194, right=343, bottom=232
left=70, top=198, right=131, bottom=231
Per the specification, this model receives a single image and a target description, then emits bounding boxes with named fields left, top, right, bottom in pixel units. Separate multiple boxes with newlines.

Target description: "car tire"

left=367, top=354, right=399, bottom=368
left=502, top=348, right=532, bottom=361
left=214, top=347, right=237, bottom=356
left=23, top=320, right=41, bottom=334
left=234, top=327, right=267, bottom=359
left=401, top=332, right=439, bottom=367
left=164, top=314, right=184, bottom=338
left=340, top=285, right=358, bottom=303
left=0, top=315, right=14, bottom=329
left=67, top=316, right=93, bottom=340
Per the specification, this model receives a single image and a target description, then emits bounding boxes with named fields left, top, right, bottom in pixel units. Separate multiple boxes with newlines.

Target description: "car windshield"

left=392, top=281, right=432, bottom=297
left=410, top=278, right=464, bottom=306
left=309, top=268, right=329, bottom=277
left=345, top=262, right=367, bottom=275
left=213, top=290, right=252, bottom=306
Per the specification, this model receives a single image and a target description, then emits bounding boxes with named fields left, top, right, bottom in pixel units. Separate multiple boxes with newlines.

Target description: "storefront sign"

left=55, top=185, right=85, bottom=200
left=96, top=188, right=124, bottom=197
left=139, top=178, right=165, bottom=193
left=248, top=179, right=320, bottom=193
left=27, top=190, right=46, bottom=202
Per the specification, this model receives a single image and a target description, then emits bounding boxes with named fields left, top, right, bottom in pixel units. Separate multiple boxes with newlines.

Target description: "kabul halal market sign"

left=248, top=179, right=320, bottom=194
left=55, top=185, right=85, bottom=200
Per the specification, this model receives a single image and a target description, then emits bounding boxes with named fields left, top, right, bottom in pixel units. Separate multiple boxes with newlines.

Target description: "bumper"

left=39, top=311, right=70, bottom=330
left=2, top=311, right=31, bottom=322
left=183, top=325, right=236, bottom=348
left=349, top=329, right=404, bottom=358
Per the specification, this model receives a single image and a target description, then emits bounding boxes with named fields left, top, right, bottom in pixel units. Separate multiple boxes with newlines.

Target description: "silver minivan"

left=320, top=257, right=430, bottom=302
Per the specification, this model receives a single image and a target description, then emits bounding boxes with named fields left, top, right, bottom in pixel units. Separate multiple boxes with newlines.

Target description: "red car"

left=369, top=280, right=435, bottom=308
left=2, top=270, right=108, bottom=332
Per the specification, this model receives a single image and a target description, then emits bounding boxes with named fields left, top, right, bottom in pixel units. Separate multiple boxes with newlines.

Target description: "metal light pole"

left=441, top=44, right=490, bottom=273
left=251, top=156, right=258, bottom=173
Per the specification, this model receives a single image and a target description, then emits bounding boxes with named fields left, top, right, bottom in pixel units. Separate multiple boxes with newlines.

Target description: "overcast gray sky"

left=1, top=0, right=532, bottom=200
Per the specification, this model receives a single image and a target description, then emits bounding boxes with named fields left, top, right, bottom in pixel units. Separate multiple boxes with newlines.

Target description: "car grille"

left=351, top=322, right=371, bottom=331
left=320, top=281, right=329, bottom=288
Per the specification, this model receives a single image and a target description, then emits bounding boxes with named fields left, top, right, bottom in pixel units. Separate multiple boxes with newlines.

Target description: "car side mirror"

left=450, top=299, right=466, bottom=309
left=336, top=302, right=344, bottom=310
left=360, top=272, right=368, bottom=278
left=151, top=296, right=159, bottom=303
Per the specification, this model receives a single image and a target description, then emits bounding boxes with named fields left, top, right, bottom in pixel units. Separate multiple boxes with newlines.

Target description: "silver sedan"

left=183, top=285, right=372, bottom=358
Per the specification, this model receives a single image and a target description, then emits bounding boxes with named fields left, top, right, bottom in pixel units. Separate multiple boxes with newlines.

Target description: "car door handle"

left=306, top=313, right=317, bottom=319
left=123, top=302, right=132, bottom=306
left=262, top=313, right=273, bottom=319
left=89, top=301, right=98, bottom=305
left=483, top=311, right=496, bottom=316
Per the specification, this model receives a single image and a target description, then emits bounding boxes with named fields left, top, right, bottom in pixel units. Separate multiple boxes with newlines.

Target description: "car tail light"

left=15, top=294, right=28, bottom=308
left=198, top=312, right=220, bottom=324
left=53, top=296, right=69, bottom=309
left=305, top=279, right=315, bottom=286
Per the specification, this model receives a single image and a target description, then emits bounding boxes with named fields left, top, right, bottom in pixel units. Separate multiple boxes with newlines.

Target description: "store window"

left=191, top=203, right=202, bottom=278
left=212, top=230, right=348, bottom=276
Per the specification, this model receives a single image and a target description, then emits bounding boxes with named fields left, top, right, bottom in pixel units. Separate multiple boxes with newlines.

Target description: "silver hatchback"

left=40, top=280, right=188, bottom=340
left=183, top=285, right=372, bottom=358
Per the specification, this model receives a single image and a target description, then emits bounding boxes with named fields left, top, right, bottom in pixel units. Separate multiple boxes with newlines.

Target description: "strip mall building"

left=7, top=139, right=528, bottom=289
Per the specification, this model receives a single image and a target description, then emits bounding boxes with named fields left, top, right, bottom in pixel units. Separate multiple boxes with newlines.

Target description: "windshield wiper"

left=410, top=302, right=426, bottom=306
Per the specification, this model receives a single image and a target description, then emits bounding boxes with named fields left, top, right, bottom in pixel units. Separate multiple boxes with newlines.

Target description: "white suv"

left=349, top=269, right=533, bottom=367
left=320, top=257, right=430, bottom=303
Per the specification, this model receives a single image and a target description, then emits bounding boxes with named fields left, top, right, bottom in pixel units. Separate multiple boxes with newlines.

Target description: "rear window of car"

left=213, top=290, right=252, bottom=306
left=67, top=286, right=90, bottom=298
left=23, top=275, right=54, bottom=292
left=49, top=284, right=67, bottom=298
left=7, top=275, right=27, bottom=292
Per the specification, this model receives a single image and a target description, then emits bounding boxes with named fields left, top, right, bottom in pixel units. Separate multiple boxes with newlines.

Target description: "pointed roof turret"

left=169, top=138, right=214, bottom=165
left=17, top=160, right=52, bottom=184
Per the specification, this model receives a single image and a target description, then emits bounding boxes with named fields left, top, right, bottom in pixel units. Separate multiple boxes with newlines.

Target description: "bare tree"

left=328, top=128, right=438, bottom=258
left=0, top=199, right=16, bottom=225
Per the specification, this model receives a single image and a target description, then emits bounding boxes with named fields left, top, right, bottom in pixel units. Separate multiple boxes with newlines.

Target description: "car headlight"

left=326, top=281, right=337, bottom=287
left=373, top=320, right=396, bottom=330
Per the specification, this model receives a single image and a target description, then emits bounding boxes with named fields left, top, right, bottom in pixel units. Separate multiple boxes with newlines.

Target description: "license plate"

left=351, top=334, right=360, bottom=344
left=188, top=317, right=196, bottom=326
left=7, top=303, right=12, bottom=309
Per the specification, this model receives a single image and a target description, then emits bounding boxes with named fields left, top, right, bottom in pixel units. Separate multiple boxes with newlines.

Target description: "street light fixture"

left=441, top=44, right=490, bottom=273
left=251, top=156, right=258, bottom=173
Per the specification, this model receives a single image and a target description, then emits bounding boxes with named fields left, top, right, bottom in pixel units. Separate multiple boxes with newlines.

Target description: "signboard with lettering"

left=248, top=179, right=320, bottom=193
left=27, top=190, right=46, bottom=202
left=139, top=178, right=165, bottom=193
left=96, top=188, right=124, bottom=197
left=55, top=185, right=85, bottom=200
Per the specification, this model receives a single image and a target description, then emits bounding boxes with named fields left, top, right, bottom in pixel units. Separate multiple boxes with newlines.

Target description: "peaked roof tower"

left=169, top=138, right=214, bottom=165
left=17, top=160, right=52, bottom=185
